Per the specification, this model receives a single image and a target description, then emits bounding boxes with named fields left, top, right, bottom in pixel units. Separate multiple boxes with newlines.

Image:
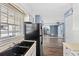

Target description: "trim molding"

left=9, top=3, right=27, bottom=15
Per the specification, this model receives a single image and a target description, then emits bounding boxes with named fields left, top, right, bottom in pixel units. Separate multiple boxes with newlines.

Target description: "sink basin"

left=0, top=41, right=34, bottom=56
left=17, top=41, right=34, bottom=48
left=11, top=46, right=29, bottom=56
left=0, top=46, right=29, bottom=56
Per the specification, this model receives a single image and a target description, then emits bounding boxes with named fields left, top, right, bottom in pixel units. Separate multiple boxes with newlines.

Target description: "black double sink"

left=0, top=41, right=34, bottom=56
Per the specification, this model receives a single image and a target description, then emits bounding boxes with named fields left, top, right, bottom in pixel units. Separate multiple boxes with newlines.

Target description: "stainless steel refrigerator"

left=24, top=22, right=43, bottom=56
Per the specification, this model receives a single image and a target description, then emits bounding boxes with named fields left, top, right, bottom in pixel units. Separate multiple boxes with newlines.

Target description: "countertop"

left=0, top=40, right=36, bottom=56
left=63, top=42, right=79, bottom=51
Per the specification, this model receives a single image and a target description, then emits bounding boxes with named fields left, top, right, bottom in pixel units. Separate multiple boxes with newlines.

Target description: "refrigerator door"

left=24, top=22, right=43, bottom=56
left=40, top=36, right=43, bottom=56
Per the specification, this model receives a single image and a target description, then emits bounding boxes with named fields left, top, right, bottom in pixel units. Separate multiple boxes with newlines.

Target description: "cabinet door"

left=63, top=46, right=71, bottom=56
left=31, top=43, right=36, bottom=56
left=65, top=14, right=73, bottom=42
left=25, top=42, right=36, bottom=56
left=73, top=4, right=79, bottom=31
left=0, top=24, right=8, bottom=38
left=1, top=12, right=7, bottom=23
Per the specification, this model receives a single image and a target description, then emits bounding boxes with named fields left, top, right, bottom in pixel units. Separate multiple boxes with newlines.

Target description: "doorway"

left=42, top=23, right=64, bottom=56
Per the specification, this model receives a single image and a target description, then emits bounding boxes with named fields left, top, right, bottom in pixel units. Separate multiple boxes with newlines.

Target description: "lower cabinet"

left=63, top=46, right=71, bottom=56
left=25, top=41, right=36, bottom=56
left=69, top=51, right=76, bottom=56
left=63, top=43, right=79, bottom=56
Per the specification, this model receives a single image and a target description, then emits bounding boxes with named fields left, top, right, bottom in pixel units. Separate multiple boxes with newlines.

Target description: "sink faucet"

left=13, top=42, right=17, bottom=45
left=12, top=42, right=20, bottom=47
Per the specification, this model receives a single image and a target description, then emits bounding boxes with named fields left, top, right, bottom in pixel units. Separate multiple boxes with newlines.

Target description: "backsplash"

left=0, top=35, right=24, bottom=52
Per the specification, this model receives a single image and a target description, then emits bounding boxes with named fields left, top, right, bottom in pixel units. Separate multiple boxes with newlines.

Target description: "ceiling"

left=22, top=3, right=72, bottom=23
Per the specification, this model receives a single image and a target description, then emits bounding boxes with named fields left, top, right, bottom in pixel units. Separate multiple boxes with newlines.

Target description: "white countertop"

left=63, top=42, right=79, bottom=51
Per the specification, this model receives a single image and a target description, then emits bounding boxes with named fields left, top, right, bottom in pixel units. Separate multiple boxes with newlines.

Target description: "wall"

left=43, top=17, right=64, bottom=24
left=20, top=3, right=35, bottom=22
left=0, top=36, right=24, bottom=52
left=0, top=3, right=26, bottom=52
left=72, top=4, right=79, bottom=43
left=65, top=4, right=79, bottom=43
left=24, top=15, right=29, bottom=22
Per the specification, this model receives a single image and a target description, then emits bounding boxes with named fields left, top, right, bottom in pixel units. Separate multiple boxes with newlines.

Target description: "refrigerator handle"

left=40, top=35, right=42, bottom=36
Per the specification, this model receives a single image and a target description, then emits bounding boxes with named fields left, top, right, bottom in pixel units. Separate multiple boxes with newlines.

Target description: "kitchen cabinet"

left=63, top=44, right=71, bottom=56
left=24, top=40, right=36, bottom=56
left=64, top=8, right=73, bottom=42
left=64, top=4, right=79, bottom=43
left=73, top=4, right=79, bottom=31
left=63, top=43, right=79, bottom=56
left=0, top=40, right=36, bottom=56
left=0, top=4, right=24, bottom=41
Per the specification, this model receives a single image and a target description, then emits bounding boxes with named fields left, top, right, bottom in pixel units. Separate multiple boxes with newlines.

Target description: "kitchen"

left=0, top=3, right=79, bottom=56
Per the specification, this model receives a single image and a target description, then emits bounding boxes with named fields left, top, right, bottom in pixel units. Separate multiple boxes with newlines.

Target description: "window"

left=0, top=3, right=24, bottom=40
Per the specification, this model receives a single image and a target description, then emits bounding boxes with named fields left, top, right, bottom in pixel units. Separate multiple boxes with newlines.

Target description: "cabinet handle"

left=66, top=47, right=68, bottom=49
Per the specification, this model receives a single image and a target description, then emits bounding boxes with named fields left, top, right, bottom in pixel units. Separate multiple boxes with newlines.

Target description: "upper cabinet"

left=64, top=8, right=73, bottom=18
left=73, top=4, right=79, bottom=31
left=64, top=4, right=79, bottom=43
left=64, top=7, right=73, bottom=42
left=0, top=3, right=24, bottom=40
